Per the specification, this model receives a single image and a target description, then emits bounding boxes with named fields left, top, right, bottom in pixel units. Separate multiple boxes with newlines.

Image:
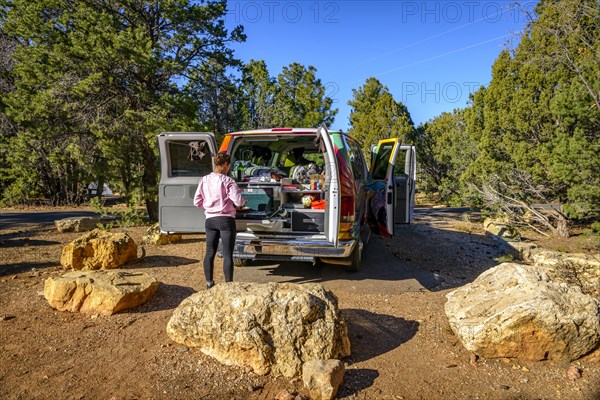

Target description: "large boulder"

left=166, top=282, right=351, bottom=378
left=55, top=216, right=102, bottom=233
left=529, top=250, right=600, bottom=298
left=44, top=269, right=158, bottom=316
left=60, top=228, right=137, bottom=270
left=445, top=262, right=600, bottom=362
left=483, top=217, right=520, bottom=240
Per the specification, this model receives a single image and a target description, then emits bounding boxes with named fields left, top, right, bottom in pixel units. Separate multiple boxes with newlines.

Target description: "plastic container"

left=310, top=199, right=326, bottom=210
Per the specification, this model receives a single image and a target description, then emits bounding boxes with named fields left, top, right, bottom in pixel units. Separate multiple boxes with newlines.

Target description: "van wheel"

left=234, top=258, right=250, bottom=267
left=345, top=241, right=362, bottom=272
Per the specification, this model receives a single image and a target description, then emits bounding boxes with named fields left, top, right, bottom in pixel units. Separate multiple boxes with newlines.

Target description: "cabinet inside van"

left=230, top=133, right=331, bottom=236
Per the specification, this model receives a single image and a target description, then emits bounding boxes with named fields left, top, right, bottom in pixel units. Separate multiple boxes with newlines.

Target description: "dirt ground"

left=1, top=206, right=599, bottom=400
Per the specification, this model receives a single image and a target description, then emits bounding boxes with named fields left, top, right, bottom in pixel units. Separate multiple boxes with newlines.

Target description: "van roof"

left=226, top=128, right=341, bottom=136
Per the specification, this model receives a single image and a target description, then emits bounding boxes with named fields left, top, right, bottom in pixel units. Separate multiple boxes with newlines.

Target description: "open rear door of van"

left=316, top=124, right=340, bottom=247
left=157, top=132, right=217, bottom=233
left=369, top=138, right=402, bottom=237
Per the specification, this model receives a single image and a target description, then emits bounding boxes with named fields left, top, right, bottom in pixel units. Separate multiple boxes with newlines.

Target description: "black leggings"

left=204, top=216, right=236, bottom=283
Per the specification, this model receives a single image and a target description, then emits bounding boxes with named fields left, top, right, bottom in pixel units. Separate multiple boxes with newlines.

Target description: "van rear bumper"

left=232, top=236, right=355, bottom=262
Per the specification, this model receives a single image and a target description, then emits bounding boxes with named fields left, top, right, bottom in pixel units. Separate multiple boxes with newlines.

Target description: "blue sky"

left=223, top=0, right=537, bottom=130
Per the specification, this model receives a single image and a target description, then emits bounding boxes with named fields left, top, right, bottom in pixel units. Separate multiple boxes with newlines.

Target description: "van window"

left=346, top=139, right=366, bottom=182
left=168, top=140, right=212, bottom=177
left=372, top=142, right=394, bottom=180
left=232, top=136, right=324, bottom=181
left=394, top=159, right=406, bottom=175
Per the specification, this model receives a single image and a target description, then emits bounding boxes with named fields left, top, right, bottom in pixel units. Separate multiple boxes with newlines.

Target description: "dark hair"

left=213, top=152, right=231, bottom=166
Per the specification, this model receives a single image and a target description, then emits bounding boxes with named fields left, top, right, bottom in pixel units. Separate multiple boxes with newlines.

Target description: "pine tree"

left=348, top=77, right=415, bottom=156
left=464, top=0, right=600, bottom=237
left=190, top=59, right=243, bottom=138
left=1, top=0, right=245, bottom=218
left=414, top=109, right=477, bottom=205
left=273, top=63, right=337, bottom=128
left=239, top=59, right=277, bottom=130
left=0, top=32, right=18, bottom=201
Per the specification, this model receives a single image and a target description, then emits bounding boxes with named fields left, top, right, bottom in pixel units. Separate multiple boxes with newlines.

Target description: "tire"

left=233, top=258, right=251, bottom=267
left=313, top=257, right=324, bottom=268
left=344, top=240, right=362, bottom=272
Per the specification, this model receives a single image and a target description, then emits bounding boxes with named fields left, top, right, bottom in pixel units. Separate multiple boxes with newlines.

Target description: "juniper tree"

left=348, top=77, right=414, bottom=156
left=1, top=0, right=244, bottom=217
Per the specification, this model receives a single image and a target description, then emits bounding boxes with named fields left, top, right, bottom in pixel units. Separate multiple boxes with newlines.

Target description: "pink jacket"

left=193, top=172, right=245, bottom=219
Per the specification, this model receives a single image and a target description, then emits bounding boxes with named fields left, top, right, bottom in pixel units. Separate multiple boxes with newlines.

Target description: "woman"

left=193, top=152, right=246, bottom=289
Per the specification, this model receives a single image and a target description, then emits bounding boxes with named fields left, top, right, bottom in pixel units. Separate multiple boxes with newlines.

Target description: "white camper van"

left=157, top=126, right=416, bottom=271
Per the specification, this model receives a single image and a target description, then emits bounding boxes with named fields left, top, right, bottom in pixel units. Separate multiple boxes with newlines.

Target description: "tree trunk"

left=554, top=213, right=570, bottom=238
left=141, top=140, right=158, bottom=222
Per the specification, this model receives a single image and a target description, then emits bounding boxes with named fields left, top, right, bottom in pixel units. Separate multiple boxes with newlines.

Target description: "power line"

left=344, top=33, right=513, bottom=87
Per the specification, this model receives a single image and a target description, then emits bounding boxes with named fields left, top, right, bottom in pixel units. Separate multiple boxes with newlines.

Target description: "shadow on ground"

left=337, top=368, right=379, bottom=398
left=137, top=283, right=196, bottom=312
left=0, top=237, right=60, bottom=248
left=237, top=215, right=511, bottom=291
left=133, top=255, right=197, bottom=269
left=0, top=261, right=60, bottom=276
left=343, top=309, right=419, bottom=363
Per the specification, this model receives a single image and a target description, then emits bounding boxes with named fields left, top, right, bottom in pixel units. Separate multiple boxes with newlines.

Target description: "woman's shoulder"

left=217, top=173, right=236, bottom=184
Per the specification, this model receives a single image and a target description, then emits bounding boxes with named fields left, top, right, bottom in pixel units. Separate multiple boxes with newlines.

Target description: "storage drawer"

left=242, top=187, right=273, bottom=211
left=291, top=210, right=325, bottom=232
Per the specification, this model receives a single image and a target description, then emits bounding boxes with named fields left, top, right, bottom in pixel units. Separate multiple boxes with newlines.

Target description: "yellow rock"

left=44, top=269, right=158, bottom=315
left=60, top=229, right=137, bottom=270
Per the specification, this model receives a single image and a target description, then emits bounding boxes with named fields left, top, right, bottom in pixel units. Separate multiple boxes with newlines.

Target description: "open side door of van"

left=157, top=132, right=217, bottom=234
left=369, top=138, right=402, bottom=237
left=395, top=145, right=416, bottom=224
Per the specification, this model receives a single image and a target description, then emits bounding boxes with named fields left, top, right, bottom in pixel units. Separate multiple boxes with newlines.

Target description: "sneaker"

left=206, top=280, right=214, bottom=290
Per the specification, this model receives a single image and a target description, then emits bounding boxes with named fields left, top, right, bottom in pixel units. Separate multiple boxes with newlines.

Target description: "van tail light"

left=336, top=148, right=355, bottom=224
left=340, top=196, right=355, bottom=222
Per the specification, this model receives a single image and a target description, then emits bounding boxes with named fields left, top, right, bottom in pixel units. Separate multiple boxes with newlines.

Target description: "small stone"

left=499, top=385, right=510, bottom=390
left=445, top=364, right=458, bottom=368
left=469, top=353, right=478, bottom=366
left=521, top=366, right=529, bottom=372
left=276, top=389, right=294, bottom=400
left=520, top=378, right=529, bottom=384
left=302, top=359, right=344, bottom=400
left=566, top=364, right=582, bottom=381
left=1, top=314, right=16, bottom=321
left=142, top=223, right=182, bottom=245
left=502, top=357, right=511, bottom=363
left=55, top=217, right=102, bottom=233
